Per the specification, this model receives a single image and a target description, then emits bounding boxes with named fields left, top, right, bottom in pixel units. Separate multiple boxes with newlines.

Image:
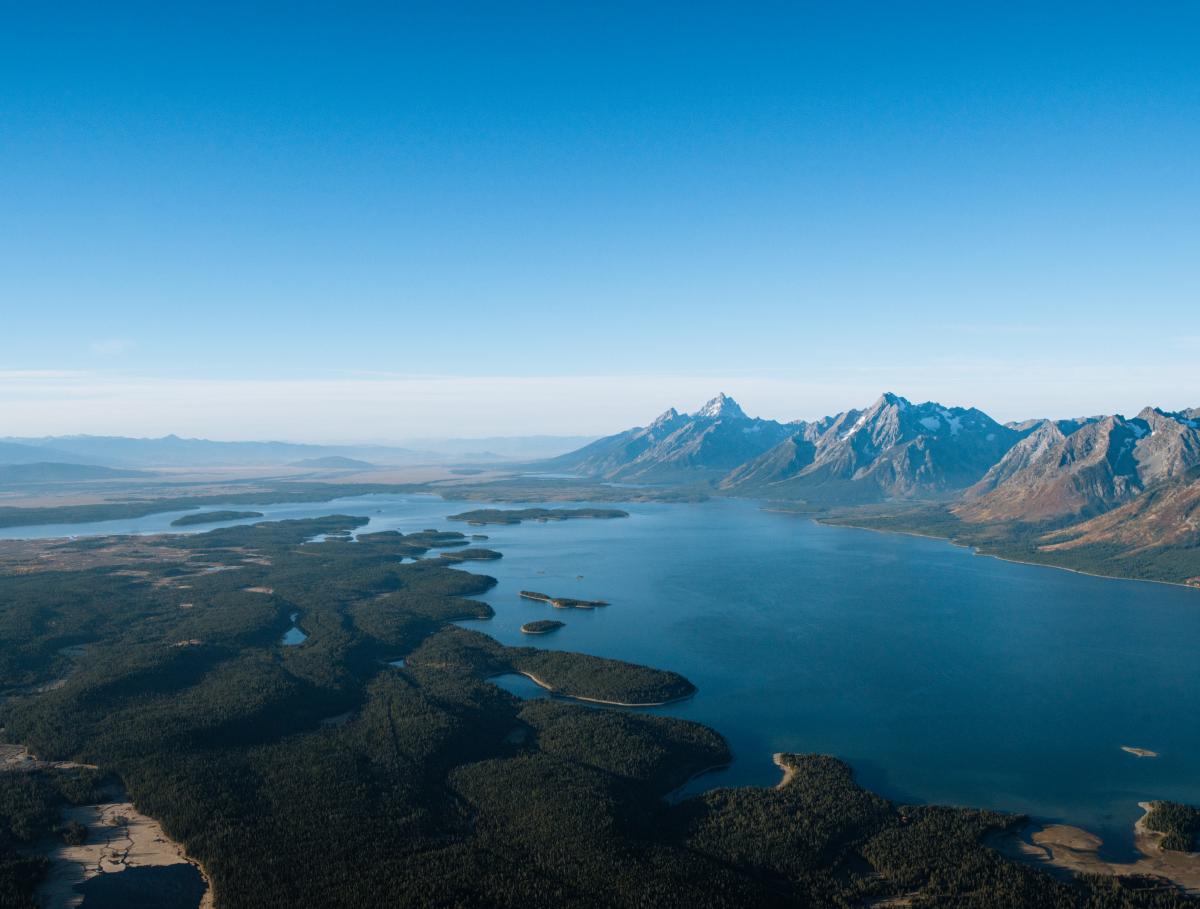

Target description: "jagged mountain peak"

left=650, top=407, right=681, bottom=428
left=956, top=406, right=1200, bottom=523
left=1138, top=405, right=1200, bottom=428
left=721, top=394, right=1016, bottom=503
left=546, top=393, right=788, bottom=483
left=695, top=393, right=747, bottom=421
left=872, top=391, right=911, bottom=410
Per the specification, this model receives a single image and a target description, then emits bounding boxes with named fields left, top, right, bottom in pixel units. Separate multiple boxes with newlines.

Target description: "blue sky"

left=2, top=2, right=1198, bottom=439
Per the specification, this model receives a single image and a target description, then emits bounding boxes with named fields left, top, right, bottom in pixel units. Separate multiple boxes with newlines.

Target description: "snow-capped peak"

left=696, top=393, right=747, bottom=421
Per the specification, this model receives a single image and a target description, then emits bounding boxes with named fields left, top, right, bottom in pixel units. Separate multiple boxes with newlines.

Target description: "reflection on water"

left=281, top=612, right=308, bottom=646
left=488, top=672, right=551, bottom=701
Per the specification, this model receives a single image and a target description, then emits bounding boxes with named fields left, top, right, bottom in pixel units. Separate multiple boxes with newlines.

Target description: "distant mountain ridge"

left=291, top=456, right=376, bottom=469
left=0, top=462, right=148, bottom=484
left=547, top=392, right=1200, bottom=566
left=0, top=433, right=594, bottom=467
left=0, top=440, right=97, bottom=466
left=0, top=435, right=434, bottom=468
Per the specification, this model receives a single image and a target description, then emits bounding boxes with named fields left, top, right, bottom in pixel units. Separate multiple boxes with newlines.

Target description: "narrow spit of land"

left=519, top=590, right=609, bottom=609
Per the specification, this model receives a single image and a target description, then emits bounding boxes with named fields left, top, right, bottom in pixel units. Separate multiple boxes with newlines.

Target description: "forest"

left=169, top=511, right=264, bottom=527
left=0, top=515, right=1196, bottom=908
left=0, top=482, right=419, bottom=529
left=1147, top=802, right=1200, bottom=853
left=446, top=507, right=629, bottom=524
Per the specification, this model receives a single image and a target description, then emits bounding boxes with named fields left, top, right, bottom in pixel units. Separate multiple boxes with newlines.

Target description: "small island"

left=521, top=620, right=565, bottom=635
left=438, top=548, right=503, bottom=562
left=1121, top=745, right=1159, bottom=758
left=170, top=510, right=263, bottom=527
left=520, top=590, right=609, bottom=609
left=447, top=507, right=629, bottom=526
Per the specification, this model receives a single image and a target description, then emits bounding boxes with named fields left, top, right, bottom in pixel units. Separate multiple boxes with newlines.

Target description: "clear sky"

left=2, top=2, right=1197, bottom=440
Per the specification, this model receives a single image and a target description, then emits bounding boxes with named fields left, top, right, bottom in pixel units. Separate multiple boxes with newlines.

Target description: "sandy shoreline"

left=998, top=802, right=1200, bottom=896
left=772, top=752, right=795, bottom=789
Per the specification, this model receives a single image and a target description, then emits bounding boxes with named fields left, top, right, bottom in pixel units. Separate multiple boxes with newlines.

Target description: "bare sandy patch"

left=37, top=800, right=212, bottom=909
left=773, top=752, right=796, bottom=789
left=1, top=743, right=96, bottom=773
left=1000, top=803, right=1200, bottom=895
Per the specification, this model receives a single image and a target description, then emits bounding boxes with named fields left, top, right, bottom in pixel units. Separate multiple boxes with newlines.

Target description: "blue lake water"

left=7, top=492, right=1199, bottom=857
left=281, top=612, right=308, bottom=646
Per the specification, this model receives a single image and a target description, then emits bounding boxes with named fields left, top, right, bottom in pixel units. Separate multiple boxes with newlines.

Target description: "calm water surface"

left=8, top=493, right=1198, bottom=856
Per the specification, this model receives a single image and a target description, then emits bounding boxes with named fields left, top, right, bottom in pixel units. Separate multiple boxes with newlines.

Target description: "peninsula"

left=170, top=510, right=264, bottom=527
left=447, top=507, right=629, bottom=525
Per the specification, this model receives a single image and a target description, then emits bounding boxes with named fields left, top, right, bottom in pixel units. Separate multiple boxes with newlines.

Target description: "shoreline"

left=772, top=752, right=795, bottom=789
left=508, top=670, right=695, bottom=708
left=998, top=801, right=1200, bottom=896
left=810, top=516, right=1200, bottom=592
left=660, top=761, right=733, bottom=805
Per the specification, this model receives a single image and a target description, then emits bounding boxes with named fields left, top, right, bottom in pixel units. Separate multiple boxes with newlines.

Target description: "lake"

left=6, top=492, right=1198, bottom=857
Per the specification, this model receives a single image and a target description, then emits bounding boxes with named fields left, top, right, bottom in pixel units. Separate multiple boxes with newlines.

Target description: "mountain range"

left=548, top=392, right=1200, bottom=563
left=0, top=435, right=421, bottom=468
left=0, top=434, right=592, bottom=468
left=544, top=393, right=792, bottom=483
left=552, top=392, right=1025, bottom=502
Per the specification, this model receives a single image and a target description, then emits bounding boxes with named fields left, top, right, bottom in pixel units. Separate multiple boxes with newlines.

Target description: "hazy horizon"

left=2, top=378, right=1197, bottom=446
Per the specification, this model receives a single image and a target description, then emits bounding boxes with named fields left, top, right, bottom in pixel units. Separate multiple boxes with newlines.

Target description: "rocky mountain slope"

left=956, top=408, right=1200, bottom=523
left=723, top=393, right=1018, bottom=503
left=545, top=393, right=793, bottom=483
left=1039, top=467, right=1200, bottom=555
